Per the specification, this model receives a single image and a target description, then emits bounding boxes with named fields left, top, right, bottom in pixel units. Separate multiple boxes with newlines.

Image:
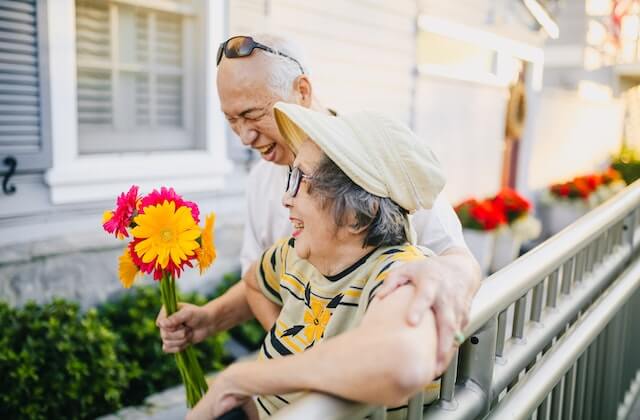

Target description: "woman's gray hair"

left=309, top=154, right=408, bottom=248
left=250, top=33, right=310, bottom=99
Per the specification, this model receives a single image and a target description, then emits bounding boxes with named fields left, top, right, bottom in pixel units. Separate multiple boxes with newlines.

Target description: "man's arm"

left=377, top=245, right=481, bottom=373
left=187, top=285, right=438, bottom=419
left=157, top=265, right=282, bottom=352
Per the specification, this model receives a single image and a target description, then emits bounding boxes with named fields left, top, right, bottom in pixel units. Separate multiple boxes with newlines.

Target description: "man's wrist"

left=204, top=299, right=222, bottom=335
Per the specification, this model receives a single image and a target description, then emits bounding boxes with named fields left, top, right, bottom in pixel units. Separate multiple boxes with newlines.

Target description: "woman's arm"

left=243, top=261, right=281, bottom=331
left=188, top=285, right=437, bottom=419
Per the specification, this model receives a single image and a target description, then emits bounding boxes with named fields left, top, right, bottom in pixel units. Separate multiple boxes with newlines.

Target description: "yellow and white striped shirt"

left=255, top=237, right=440, bottom=419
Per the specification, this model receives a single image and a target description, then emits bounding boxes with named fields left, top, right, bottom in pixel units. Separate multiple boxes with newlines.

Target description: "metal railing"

left=272, top=181, right=640, bottom=420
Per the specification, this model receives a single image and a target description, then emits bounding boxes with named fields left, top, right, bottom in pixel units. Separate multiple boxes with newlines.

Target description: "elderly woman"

left=188, top=102, right=446, bottom=420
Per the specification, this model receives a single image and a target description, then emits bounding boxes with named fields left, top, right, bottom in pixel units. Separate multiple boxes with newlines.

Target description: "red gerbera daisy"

left=103, top=185, right=141, bottom=238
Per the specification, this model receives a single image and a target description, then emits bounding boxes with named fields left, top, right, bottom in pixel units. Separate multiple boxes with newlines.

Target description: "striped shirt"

left=255, top=237, right=440, bottom=418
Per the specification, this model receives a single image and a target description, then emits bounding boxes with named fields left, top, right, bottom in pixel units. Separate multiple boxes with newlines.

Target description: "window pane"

left=156, top=75, right=182, bottom=127
left=136, top=74, right=150, bottom=127
left=75, top=0, right=110, bottom=63
left=77, top=69, right=112, bottom=127
left=136, top=10, right=149, bottom=64
left=156, top=12, right=182, bottom=68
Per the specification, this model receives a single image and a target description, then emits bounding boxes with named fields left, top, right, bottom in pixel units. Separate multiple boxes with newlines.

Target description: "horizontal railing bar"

left=489, top=245, right=630, bottom=396
left=465, top=181, right=640, bottom=336
left=270, top=393, right=373, bottom=420
left=486, top=254, right=640, bottom=419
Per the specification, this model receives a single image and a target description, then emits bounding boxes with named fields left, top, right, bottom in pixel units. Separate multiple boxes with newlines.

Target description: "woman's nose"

left=282, top=192, right=293, bottom=208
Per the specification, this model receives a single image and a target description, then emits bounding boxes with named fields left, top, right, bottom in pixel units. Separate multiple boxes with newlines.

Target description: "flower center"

left=160, top=228, right=174, bottom=243
left=313, top=318, right=319, bottom=326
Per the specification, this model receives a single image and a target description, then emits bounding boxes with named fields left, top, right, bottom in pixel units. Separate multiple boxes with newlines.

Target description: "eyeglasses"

left=286, top=166, right=313, bottom=198
left=216, top=36, right=305, bottom=74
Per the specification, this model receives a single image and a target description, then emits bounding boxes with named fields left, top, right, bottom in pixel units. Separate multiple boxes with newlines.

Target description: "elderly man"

left=157, top=34, right=480, bottom=375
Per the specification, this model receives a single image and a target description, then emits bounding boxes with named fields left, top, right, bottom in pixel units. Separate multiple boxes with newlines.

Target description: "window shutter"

left=0, top=0, right=49, bottom=171
left=76, top=0, right=112, bottom=128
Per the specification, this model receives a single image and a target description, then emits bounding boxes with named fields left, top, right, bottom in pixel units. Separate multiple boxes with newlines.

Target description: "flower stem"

left=160, top=272, right=209, bottom=407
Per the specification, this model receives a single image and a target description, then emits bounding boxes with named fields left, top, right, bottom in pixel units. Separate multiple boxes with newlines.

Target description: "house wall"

left=1, top=0, right=548, bottom=308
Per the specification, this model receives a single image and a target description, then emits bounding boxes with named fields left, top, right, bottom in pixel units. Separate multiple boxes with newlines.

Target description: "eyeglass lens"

left=225, top=36, right=255, bottom=58
left=286, top=167, right=302, bottom=197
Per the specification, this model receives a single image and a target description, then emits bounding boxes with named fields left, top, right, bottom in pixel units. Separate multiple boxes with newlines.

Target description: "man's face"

left=217, top=55, right=296, bottom=166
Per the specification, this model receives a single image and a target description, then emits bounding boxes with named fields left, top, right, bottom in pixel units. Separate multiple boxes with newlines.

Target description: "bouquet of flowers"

left=102, top=186, right=216, bottom=407
left=454, top=198, right=507, bottom=231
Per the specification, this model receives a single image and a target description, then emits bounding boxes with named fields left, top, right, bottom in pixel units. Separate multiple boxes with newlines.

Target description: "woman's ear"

left=293, top=75, right=312, bottom=107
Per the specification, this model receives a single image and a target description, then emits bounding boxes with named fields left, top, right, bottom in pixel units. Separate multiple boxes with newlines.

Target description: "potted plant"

left=540, top=169, right=626, bottom=236
left=489, top=188, right=541, bottom=272
left=455, top=198, right=506, bottom=275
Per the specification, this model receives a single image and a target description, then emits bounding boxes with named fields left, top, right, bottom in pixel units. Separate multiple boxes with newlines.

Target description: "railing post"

left=458, top=316, right=497, bottom=415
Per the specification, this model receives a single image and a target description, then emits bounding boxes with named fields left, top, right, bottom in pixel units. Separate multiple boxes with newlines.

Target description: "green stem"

left=160, top=272, right=209, bottom=407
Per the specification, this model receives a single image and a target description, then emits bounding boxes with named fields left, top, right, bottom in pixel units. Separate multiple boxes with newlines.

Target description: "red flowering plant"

left=455, top=198, right=507, bottom=231
left=490, top=187, right=531, bottom=224
left=102, top=186, right=217, bottom=407
left=548, top=169, right=626, bottom=205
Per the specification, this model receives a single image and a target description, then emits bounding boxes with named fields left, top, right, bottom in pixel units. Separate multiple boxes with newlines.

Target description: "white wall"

left=415, top=75, right=509, bottom=203
left=518, top=89, right=624, bottom=194
left=229, top=0, right=417, bottom=124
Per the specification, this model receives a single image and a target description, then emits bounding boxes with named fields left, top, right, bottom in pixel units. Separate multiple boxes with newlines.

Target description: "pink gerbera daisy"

left=103, top=185, right=141, bottom=238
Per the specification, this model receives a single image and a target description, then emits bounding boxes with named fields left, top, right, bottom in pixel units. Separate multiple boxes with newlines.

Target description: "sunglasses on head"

left=216, top=36, right=305, bottom=74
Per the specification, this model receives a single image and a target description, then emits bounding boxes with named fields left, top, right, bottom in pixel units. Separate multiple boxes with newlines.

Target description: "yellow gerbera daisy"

left=131, top=201, right=201, bottom=270
left=118, top=247, right=140, bottom=288
left=102, top=210, right=113, bottom=223
left=196, top=213, right=217, bottom=274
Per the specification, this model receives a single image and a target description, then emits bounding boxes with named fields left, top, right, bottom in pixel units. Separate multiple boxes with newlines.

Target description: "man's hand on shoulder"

left=376, top=246, right=481, bottom=374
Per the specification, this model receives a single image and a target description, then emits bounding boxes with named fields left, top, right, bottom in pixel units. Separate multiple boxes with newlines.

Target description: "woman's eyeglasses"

left=216, top=36, right=305, bottom=74
left=286, top=166, right=313, bottom=198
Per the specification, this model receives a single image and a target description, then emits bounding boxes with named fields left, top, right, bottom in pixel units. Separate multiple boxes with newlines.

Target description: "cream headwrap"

left=273, top=102, right=446, bottom=243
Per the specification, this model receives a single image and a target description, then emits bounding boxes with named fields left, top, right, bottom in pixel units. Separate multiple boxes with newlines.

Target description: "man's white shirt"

left=241, top=160, right=468, bottom=274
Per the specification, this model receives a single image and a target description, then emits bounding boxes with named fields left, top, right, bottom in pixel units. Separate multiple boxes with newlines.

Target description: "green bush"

left=612, top=144, right=640, bottom=185
left=98, top=286, right=231, bottom=407
left=0, top=300, right=129, bottom=420
left=211, top=272, right=266, bottom=351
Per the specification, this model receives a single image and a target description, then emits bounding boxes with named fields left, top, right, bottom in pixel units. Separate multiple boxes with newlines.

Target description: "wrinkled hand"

left=186, top=365, right=259, bottom=420
left=376, top=256, right=477, bottom=374
left=156, top=302, right=213, bottom=353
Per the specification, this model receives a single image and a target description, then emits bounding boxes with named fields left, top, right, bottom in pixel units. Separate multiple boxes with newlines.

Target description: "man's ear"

left=293, top=75, right=312, bottom=107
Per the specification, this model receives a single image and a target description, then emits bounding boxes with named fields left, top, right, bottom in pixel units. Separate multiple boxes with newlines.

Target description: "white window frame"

left=44, top=0, right=231, bottom=204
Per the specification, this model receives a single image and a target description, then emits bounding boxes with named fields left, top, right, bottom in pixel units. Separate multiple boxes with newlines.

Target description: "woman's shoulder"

left=369, top=244, right=432, bottom=281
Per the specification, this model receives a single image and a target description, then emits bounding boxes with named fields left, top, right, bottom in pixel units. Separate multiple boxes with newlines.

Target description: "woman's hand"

left=156, top=302, right=216, bottom=353
left=186, top=365, right=259, bottom=420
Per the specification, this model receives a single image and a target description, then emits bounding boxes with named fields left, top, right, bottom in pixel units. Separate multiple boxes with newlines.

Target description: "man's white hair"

left=249, top=33, right=311, bottom=99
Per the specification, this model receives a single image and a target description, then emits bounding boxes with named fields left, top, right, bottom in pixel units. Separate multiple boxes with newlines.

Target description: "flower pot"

left=491, top=228, right=521, bottom=272
left=463, top=228, right=496, bottom=275
left=543, top=201, right=589, bottom=237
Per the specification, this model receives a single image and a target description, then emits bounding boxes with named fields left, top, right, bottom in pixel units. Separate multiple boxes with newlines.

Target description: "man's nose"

left=239, top=127, right=259, bottom=146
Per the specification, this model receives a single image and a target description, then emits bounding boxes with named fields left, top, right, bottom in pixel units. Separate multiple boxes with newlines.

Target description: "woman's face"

left=282, top=140, right=350, bottom=264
